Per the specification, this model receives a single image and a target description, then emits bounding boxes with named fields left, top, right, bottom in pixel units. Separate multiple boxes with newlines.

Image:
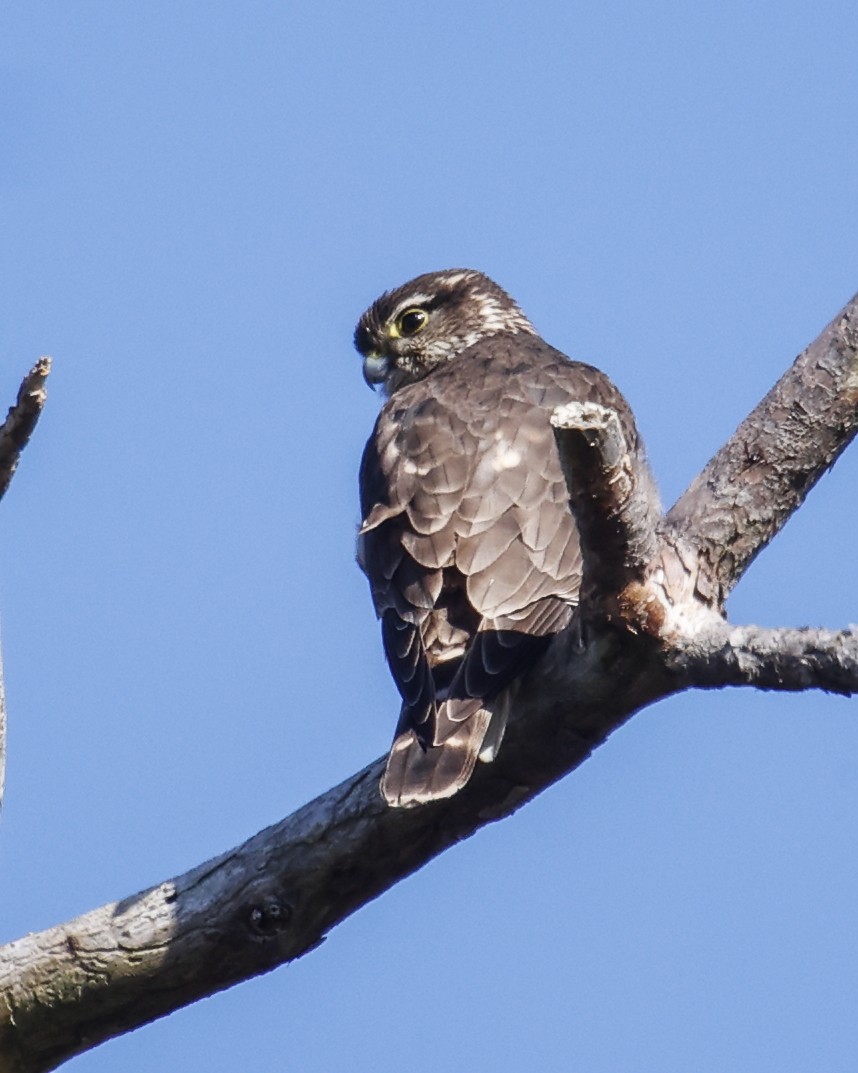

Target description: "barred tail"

left=380, top=708, right=499, bottom=808
left=379, top=699, right=512, bottom=806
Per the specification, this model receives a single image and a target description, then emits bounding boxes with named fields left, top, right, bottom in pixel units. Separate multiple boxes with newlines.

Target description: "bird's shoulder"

left=359, top=332, right=637, bottom=516
left=375, top=332, right=631, bottom=436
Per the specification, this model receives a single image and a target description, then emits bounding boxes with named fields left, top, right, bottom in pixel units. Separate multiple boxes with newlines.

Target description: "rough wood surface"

left=551, top=399, right=662, bottom=607
left=665, top=303, right=858, bottom=602
left=667, top=623, right=858, bottom=693
left=1, top=296, right=857, bottom=1071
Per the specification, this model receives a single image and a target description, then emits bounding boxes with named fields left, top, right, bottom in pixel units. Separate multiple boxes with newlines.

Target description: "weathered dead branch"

left=667, top=622, right=858, bottom=693
left=551, top=399, right=662, bottom=607
left=0, top=358, right=51, bottom=504
left=665, top=302, right=858, bottom=603
left=1, top=295, right=857, bottom=1071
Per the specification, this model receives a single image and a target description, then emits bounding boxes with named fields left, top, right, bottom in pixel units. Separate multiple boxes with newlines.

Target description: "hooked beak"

left=362, top=352, right=389, bottom=389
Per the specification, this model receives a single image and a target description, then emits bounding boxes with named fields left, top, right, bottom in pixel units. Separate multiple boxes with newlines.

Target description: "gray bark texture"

left=1, top=299, right=857, bottom=1072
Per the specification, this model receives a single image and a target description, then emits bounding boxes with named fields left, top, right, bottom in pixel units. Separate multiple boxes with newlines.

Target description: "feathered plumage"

left=355, top=270, right=641, bottom=807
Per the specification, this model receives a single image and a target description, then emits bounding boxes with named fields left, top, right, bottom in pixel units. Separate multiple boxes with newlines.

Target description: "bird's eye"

left=395, top=308, right=428, bottom=337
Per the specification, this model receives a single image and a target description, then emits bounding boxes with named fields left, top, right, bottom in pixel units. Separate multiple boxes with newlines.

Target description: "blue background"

left=2, top=2, right=858, bottom=1070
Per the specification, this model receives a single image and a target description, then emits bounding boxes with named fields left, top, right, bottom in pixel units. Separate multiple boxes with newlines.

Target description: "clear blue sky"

left=2, top=2, right=858, bottom=1070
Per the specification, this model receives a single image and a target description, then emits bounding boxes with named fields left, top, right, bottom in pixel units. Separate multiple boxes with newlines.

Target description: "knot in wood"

left=248, top=899, right=293, bottom=937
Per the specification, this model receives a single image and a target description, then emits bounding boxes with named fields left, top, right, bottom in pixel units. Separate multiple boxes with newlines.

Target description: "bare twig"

left=0, top=360, right=51, bottom=824
left=669, top=622, right=858, bottom=694
left=0, top=358, right=51, bottom=504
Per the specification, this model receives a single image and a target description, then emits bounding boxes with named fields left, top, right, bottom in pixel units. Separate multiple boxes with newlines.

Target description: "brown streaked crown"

left=354, top=269, right=536, bottom=395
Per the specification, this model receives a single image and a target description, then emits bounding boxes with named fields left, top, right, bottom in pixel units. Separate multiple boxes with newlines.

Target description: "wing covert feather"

left=360, top=330, right=644, bottom=805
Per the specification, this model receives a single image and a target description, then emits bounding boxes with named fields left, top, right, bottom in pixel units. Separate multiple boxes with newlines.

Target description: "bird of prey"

left=355, top=269, right=643, bottom=807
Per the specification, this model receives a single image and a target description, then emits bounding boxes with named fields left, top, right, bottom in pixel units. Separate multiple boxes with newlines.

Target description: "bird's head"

left=354, top=269, right=536, bottom=396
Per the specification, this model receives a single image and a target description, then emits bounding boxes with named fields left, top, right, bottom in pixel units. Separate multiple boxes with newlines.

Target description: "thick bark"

left=1, top=295, right=857, bottom=1071
left=665, top=301, right=858, bottom=603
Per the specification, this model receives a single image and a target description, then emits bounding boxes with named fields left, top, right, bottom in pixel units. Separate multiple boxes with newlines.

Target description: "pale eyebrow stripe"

left=389, top=293, right=433, bottom=320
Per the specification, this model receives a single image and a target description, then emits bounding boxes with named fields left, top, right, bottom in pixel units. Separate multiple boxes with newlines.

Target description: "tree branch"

left=665, top=295, right=858, bottom=602
left=551, top=400, right=662, bottom=605
left=0, top=621, right=673, bottom=1073
left=668, top=622, right=858, bottom=694
left=2, top=294, right=858, bottom=1070
left=0, top=358, right=51, bottom=504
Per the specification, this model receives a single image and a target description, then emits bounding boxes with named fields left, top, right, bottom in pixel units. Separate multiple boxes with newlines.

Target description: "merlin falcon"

left=355, top=269, right=644, bottom=807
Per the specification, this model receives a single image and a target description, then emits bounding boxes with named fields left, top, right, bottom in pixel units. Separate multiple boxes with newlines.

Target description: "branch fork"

left=550, top=313, right=858, bottom=704
left=3, top=292, right=858, bottom=1070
